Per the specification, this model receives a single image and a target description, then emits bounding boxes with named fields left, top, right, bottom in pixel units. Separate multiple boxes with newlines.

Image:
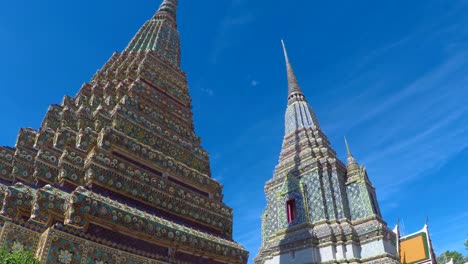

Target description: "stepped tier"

left=0, top=183, right=245, bottom=263
left=0, top=1, right=248, bottom=263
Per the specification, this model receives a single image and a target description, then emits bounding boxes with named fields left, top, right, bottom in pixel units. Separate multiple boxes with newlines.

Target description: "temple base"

left=255, top=238, right=399, bottom=264
left=0, top=218, right=233, bottom=264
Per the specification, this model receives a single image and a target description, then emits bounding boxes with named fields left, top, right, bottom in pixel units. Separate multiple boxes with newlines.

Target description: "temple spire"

left=344, top=137, right=359, bottom=171
left=344, top=136, right=352, bottom=156
left=154, top=0, right=178, bottom=21
left=281, top=40, right=304, bottom=99
left=125, top=0, right=181, bottom=68
left=280, top=40, right=321, bottom=135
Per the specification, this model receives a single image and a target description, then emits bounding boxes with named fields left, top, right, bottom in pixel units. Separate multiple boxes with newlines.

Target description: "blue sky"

left=0, top=0, right=467, bottom=262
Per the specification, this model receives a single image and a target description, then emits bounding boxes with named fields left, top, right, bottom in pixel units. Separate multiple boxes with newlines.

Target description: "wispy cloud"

left=354, top=52, right=468, bottom=200
left=364, top=105, right=468, bottom=165
left=431, top=212, right=468, bottom=253
left=200, top=87, right=215, bottom=96
left=235, top=227, right=262, bottom=252
left=210, top=0, right=255, bottom=64
left=246, top=74, right=260, bottom=88
left=250, top=80, right=259, bottom=87
left=369, top=55, right=463, bottom=124
left=317, top=45, right=468, bottom=203
left=340, top=52, right=467, bottom=134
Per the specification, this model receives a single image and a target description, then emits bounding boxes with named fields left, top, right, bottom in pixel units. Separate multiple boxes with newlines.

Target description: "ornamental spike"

left=281, top=40, right=304, bottom=100
left=344, top=137, right=359, bottom=171
left=155, top=0, right=178, bottom=21
left=344, top=136, right=352, bottom=156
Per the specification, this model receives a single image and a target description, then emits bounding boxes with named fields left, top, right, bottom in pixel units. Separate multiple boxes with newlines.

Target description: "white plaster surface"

left=361, top=239, right=387, bottom=259
left=319, top=245, right=335, bottom=262
left=263, top=247, right=317, bottom=264
left=335, top=244, right=346, bottom=261
left=261, top=239, right=396, bottom=264
left=345, top=243, right=361, bottom=259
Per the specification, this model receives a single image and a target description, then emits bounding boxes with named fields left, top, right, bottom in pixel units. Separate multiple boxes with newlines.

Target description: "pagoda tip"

left=344, top=136, right=352, bottom=156
left=156, top=0, right=178, bottom=20
left=281, top=39, right=290, bottom=63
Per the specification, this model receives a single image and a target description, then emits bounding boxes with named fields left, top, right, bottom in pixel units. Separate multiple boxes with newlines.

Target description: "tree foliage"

left=437, top=251, right=468, bottom=264
left=0, top=248, right=40, bottom=264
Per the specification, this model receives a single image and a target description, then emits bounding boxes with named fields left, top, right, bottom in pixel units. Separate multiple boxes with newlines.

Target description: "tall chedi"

left=0, top=1, right=248, bottom=263
left=254, top=41, right=398, bottom=264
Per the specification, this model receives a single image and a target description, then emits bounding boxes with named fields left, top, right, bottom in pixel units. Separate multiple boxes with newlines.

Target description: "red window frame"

left=286, top=199, right=296, bottom=223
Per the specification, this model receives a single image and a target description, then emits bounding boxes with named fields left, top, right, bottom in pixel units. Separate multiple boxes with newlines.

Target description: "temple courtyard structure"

left=253, top=39, right=438, bottom=264
left=0, top=0, right=248, bottom=263
left=0, top=1, right=442, bottom=264
left=254, top=42, right=401, bottom=264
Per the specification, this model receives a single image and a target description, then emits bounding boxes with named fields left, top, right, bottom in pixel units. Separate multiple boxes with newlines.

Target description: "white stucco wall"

left=361, top=239, right=386, bottom=259
left=345, top=243, right=361, bottom=259
left=262, top=239, right=396, bottom=264
left=263, top=247, right=318, bottom=264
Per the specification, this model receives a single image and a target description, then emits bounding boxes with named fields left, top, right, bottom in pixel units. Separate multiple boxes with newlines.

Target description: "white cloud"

left=210, top=0, right=255, bottom=64
left=356, top=52, right=466, bottom=132
left=201, top=87, right=214, bottom=96
left=250, top=80, right=259, bottom=87
left=319, top=49, right=468, bottom=202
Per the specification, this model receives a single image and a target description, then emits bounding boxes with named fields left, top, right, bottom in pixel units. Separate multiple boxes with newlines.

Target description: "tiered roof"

left=0, top=1, right=248, bottom=263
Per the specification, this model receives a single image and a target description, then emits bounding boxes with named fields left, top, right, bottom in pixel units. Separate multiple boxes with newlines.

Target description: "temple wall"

left=335, top=244, right=347, bottom=261
left=303, top=172, right=326, bottom=223
left=0, top=221, right=161, bottom=263
left=319, top=245, right=335, bottom=261
left=261, top=241, right=397, bottom=263
left=0, top=219, right=241, bottom=264
left=0, top=220, right=170, bottom=263
left=360, top=239, right=397, bottom=259
left=0, top=221, right=41, bottom=253
left=262, top=247, right=318, bottom=264
left=345, top=243, right=361, bottom=259
left=36, top=227, right=166, bottom=264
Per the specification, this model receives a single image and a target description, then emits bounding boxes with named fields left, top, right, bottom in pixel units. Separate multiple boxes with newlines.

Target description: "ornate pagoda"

left=0, top=0, right=248, bottom=263
left=254, top=41, right=399, bottom=264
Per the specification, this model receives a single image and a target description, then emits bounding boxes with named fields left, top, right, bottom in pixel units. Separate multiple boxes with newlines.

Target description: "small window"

left=286, top=199, right=296, bottom=223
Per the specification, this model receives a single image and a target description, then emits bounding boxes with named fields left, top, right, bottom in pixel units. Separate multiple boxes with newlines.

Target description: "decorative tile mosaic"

left=0, top=0, right=248, bottom=263
left=255, top=43, right=398, bottom=264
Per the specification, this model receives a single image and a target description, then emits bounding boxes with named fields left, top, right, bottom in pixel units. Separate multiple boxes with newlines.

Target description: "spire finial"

left=344, top=136, right=352, bottom=156
left=281, top=40, right=304, bottom=99
left=155, top=0, right=178, bottom=21
left=344, top=137, right=359, bottom=171
left=126, top=0, right=181, bottom=67
left=281, top=39, right=290, bottom=65
left=279, top=40, right=322, bottom=135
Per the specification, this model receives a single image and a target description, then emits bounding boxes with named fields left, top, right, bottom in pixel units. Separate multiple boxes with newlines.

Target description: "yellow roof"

left=400, top=229, right=431, bottom=264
